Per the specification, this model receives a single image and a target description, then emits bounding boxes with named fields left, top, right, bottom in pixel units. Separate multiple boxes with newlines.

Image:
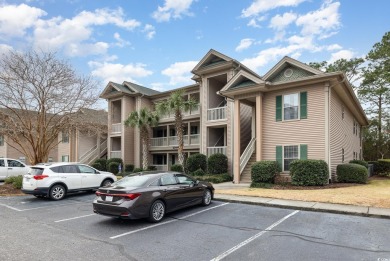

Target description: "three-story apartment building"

left=100, top=49, right=368, bottom=183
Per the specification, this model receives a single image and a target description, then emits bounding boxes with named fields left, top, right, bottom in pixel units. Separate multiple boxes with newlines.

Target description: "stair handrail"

left=78, top=138, right=108, bottom=164
left=78, top=145, right=98, bottom=163
left=240, top=137, right=256, bottom=174
left=213, top=135, right=223, bottom=147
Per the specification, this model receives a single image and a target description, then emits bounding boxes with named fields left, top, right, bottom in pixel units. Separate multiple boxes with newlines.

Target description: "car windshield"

left=113, top=175, right=151, bottom=187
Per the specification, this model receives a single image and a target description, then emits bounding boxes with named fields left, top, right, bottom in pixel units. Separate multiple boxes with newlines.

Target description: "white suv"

left=22, top=162, right=117, bottom=200
left=0, top=158, right=31, bottom=181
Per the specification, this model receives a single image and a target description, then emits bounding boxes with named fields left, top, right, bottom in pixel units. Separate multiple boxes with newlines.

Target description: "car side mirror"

left=194, top=180, right=200, bottom=186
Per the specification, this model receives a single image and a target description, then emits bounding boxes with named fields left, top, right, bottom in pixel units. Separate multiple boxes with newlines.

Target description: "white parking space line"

left=210, top=210, right=300, bottom=261
left=110, top=203, right=230, bottom=240
left=0, top=201, right=89, bottom=212
left=55, top=214, right=96, bottom=223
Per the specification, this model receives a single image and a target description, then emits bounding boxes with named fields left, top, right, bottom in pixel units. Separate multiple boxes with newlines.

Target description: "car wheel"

left=101, top=179, right=113, bottom=187
left=49, top=184, right=66, bottom=200
left=202, top=189, right=212, bottom=206
left=148, top=200, right=165, bottom=223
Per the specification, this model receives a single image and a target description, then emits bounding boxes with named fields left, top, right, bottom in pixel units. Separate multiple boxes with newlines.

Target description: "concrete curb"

left=214, top=194, right=390, bottom=220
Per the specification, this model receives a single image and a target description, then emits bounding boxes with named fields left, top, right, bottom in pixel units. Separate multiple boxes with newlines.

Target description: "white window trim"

left=282, top=92, right=300, bottom=122
left=282, top=144, right=300, bottom=172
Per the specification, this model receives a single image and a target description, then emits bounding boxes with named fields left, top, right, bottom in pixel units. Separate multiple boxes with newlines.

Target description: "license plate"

left=105, top=196, right=113, bottom=202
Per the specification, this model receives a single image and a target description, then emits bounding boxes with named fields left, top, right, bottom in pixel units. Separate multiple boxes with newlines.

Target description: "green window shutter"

left=300, top=92, right=307, bottom=119
left=276, top=95, right=282, bottom=121
left=276, top=146, right=283, bottom=170
left=300, top=144, right=308, bottom=160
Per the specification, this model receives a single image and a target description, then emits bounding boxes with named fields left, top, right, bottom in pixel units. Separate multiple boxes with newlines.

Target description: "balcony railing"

left=110, top=151, right=121, bottom=158
left=152, top=165, right=168, bottom=171
left=207, top=146, right=227, bottom=156
left=151, top=134, right=200, bottom=147
left=207, top=106, right=226, bottom=121
left=160, top=104, right=200, bottom=119
left=111, top=123, right=122, bottom=134
left=151, top=137, right=168, bottom=147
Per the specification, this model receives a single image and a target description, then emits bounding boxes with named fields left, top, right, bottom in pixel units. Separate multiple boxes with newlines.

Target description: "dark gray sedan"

left=93, top=171, right=214, bottom=222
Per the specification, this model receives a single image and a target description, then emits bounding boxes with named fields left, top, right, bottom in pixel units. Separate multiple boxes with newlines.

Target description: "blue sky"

left=0, top=0, right=389, bottom=93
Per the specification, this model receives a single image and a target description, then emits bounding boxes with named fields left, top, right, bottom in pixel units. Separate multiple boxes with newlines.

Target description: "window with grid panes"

left=283, top=94, right=299, bottom=120
left=284, top=145, right=299, bottom=171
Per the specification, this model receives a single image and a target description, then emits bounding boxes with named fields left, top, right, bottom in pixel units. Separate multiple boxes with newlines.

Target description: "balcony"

left=207, top=106, right=226, bottom=121
left=150, top=134, right=200, bottom=148
left=111, top=123, right=122, bottom=134
left=207, top=146, right=227, bottom=156
left=160, top=104, right=200, bottom=120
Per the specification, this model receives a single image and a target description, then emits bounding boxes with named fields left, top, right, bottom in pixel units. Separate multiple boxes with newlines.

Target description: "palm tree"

left=155, top=90, right=198, bottom=166
left=124, top=108, right=159, bottom=170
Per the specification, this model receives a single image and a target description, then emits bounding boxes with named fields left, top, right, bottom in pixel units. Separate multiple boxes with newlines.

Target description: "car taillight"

left=33, top=175, right=49, bottom=180
left=95, top=191, right=102, bottom=196
left=123, top=193, right=141, bottom=200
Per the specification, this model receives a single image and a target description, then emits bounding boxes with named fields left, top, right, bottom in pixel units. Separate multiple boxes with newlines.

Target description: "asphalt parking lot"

left=1, top=193, right=390, bottom=261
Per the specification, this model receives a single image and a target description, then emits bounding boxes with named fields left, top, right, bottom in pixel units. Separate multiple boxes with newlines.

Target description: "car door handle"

left=8, top=168, right=12, bottom=170
left=61, top=176, right=67, bottom=178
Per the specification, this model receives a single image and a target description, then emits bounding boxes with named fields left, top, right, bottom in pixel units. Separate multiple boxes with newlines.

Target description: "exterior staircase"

left=240, top=153, right=256, bottom=183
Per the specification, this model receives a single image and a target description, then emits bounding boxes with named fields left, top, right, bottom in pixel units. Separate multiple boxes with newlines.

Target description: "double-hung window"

left=276, top=92, right=307, bottom=121
left=276, top=144, right=307, bottom=172
left=62, top=131, right=69, bottom=143
left=0, top=135, right=3, bottom=146
left=283, top=94, right=299, bottom=120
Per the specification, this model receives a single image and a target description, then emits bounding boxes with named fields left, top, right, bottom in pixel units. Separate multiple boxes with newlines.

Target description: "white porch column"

left=256, top=95, right=263, bottom=161
left=233, top=99, right=241, bottom=184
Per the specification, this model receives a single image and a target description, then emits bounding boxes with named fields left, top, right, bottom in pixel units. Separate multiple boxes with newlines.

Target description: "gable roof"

left=263, top=56, right=324, bottom=82
left=100, top=81, right=160, bottom=99
left=220, top=70, right=264, bottom=93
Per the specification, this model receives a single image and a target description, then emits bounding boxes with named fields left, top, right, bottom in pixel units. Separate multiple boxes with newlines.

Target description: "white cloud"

left=113, top=32, right=131, bottom=47
left=269, top=12, right=297, bottom=31
left=152, top=0, right=196, bottom=22
left=296, top=1, right=340, bottom=36
left=0, top=44, right=13, bottom=55
left=242, top=0, right=306, bottom=18
left=88, top=61, right=153, bottom=84
left=33, top=7, right=140, bottom=56
left=143, top=24, right=156, bottom=40
left=150, top=82, right=167, bottom=92
left=161, top=61, right=198, bottom=85
left=235, top=38, right=255, bottom=52
left=327, top=44, right=342, bottom=51
left=0, top=3, right=46, bottom=37
left=247, top=16, right=267, bottom=28
left=328, top=50, right=354, bottom=63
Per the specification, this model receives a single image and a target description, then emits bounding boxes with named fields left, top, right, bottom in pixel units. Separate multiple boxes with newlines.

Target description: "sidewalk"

left=213, top=182, right=390, bottom=219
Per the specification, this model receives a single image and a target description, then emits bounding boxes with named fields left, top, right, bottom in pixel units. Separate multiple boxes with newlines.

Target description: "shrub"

left=106, top=158, right=123, bottom=171
left=337, top=163, right=368, bottom=183
left=133, top=168, right=143, bottom=173
left=94, top=159, right=107, bottom=171
left=251, top=161, right=279, bottom=183
left=171, top=164, right=183, bottom=172
left=125, top=164, right=134, bottom=172
left=290, top=160, right=329, bottom=186
left=186, top=153, right=207, bottom=173
left=377, top=160, right=390, bottom=176
left=191, top=168, right=206, bottom=176
left=5, top=175, right=23, bottom=189
left=108, top=162, right=120, bottom=175
left=208, top=153, right=228, bottom=174
left=91, top=163, right=102, bottom=171
left=147, top=166, right=157, bottom=171
left=192, top=173, right=232, bottom=183
left=349, top=160, right=368, bottom=168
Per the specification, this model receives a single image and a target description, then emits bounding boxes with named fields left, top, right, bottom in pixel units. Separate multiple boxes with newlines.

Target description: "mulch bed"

left=0, top=183, right=24, bottom=196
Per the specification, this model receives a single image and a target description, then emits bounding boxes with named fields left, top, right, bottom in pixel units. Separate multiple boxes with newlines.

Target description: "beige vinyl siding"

left=58, top=133, right=71, bottom=162
left=77, top=131, right=97, bottom=160
left=122, top=96, right=136, bottom=165
left=262, top=84, right=326, bottom=169
left=330, top=90, right=362, bottom=179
